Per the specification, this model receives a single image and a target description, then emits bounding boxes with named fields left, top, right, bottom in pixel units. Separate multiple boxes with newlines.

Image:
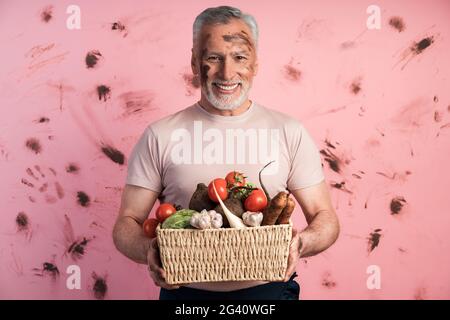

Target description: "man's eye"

left=236, top=56, right=248, bottom=61
left=207, top=56, right=220, bottom=62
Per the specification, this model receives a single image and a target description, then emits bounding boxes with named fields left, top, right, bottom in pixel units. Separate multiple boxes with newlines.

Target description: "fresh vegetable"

left=190, top=209, right=223, bottom=229
left=212, top=182, right=246, bottom=229
left=244, top=189, right=268, bottom=212
left=276, top=196, right=295, bottom=224
left=257, top=161, right=291, bottom=226
left=189, top=183, right=217, bottom=212
left=262, top=191, right=288, bottom=226
left=143, top=218, right=159, bottom=238
left=225, top=171, right=246, bottom=188
left=230, top=182, right=256, bottom=200
left=208, top=178, right=228, bottom=203
left=214, top=198, right=245, bottom=227
left=161, top=209, right=197, bottom=229
left=209, top=211, right=224, bottom=229
left=156, top=203, right=177, bottom=222
left=190, top=212, right=210, bottom=229
left=242, top=211, right=263, bottom=227
left=215, top=198, right=245, bottom=218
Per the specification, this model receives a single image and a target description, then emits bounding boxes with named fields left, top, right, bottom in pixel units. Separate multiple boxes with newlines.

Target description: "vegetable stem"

left=229, top=186, right=258, bottom=192
left=259, top=160, right=274, bottom=203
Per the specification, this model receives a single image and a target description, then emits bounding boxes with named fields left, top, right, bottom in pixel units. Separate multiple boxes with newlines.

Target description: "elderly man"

left=113, top=6, right=339, bottom=300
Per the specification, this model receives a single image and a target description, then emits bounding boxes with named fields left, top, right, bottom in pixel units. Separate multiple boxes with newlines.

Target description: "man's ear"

left=253, top=58, right=259, bottom=76
left=191, top=48, right=198, bottom=75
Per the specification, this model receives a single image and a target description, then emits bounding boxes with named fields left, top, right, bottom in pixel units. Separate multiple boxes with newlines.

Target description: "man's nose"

left=219, top=58, right=236, bottom=81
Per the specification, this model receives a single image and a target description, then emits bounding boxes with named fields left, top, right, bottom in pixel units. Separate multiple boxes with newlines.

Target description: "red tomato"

left=225, top=171, right=246, bottom=188
left=143, top=218, right=159, bottom=238
left=208, top=178, right=228, bottom=203
left=244, top=189, right=268, bottom=212
left=156, top=203, right=176, bottom=223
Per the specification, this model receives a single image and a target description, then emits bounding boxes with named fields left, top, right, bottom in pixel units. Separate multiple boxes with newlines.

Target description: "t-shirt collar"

left=194, top=100, right=255, bottom=123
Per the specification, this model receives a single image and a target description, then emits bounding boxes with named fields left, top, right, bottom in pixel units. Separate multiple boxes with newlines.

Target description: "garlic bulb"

left=190, top=209, right=223, bottom=229
left=242, top=211, right=263, bottom=227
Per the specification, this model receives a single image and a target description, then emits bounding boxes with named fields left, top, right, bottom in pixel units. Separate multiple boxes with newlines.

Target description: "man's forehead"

left=200, top=19, right=253, bottom=41
left=198, top=23, right=255, bottom=53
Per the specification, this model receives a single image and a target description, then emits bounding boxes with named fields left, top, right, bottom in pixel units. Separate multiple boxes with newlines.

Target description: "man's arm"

left=291, top=180, right=340, bottom=258
left=112, top=185, right=179, bottom=289
left=112, top=184, right=159, bottom=264
left=283, top=180, right=339, bottom=281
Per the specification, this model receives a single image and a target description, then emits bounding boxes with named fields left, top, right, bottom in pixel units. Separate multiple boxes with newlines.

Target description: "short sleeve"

left=125, top=127, right=163, bottom=193
left=286, top=123, right=325, bottom=190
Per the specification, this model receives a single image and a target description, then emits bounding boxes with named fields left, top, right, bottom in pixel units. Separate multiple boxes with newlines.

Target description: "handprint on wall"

left=21, top=165, right=65, bottom=204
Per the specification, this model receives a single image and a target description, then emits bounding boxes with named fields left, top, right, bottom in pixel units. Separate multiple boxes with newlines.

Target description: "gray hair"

left=193, top=6, right=259, bottom=51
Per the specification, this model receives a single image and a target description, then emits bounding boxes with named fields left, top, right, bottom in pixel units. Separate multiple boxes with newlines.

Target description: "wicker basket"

left=157, top=224, right=292, bottom=285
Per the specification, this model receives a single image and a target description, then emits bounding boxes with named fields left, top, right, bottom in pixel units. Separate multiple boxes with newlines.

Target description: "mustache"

left=210, top=80, right=243, bottom=85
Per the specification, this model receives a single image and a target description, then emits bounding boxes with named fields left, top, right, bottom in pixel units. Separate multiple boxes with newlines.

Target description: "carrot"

left=262, top=191, right=288, bottom=226
left=276, top=195, right=295, bottom=224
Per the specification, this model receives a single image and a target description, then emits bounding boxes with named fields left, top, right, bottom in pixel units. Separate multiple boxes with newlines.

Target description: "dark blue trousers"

left=159, top=272, right=300, bottom=300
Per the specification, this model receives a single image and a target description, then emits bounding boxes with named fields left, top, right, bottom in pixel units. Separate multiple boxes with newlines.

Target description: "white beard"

left=203, top=81, right=251, bottom=111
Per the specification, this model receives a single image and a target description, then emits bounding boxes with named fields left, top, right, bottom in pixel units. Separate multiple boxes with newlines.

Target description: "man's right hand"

left=147, top=238, right=180, bottom=290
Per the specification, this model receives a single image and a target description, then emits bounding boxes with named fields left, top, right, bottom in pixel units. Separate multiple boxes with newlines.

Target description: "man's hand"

left=283, top=228, right=303, bottom=282
left=147, top=238, right=180, bottom=290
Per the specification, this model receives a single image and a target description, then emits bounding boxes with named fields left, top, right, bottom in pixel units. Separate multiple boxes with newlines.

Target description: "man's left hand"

left=283, top=228, right=303, bottom=282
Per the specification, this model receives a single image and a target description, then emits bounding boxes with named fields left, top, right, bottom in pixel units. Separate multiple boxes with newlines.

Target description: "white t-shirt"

left=126, top=101, right=324, bottom=208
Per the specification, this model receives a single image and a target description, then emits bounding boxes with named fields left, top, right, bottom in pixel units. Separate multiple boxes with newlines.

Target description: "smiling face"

left=191, top=18, right=258, bottom=111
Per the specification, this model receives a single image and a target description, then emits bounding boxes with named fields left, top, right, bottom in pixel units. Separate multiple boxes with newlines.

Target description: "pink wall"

left=1, top=0, right=449, bottom=300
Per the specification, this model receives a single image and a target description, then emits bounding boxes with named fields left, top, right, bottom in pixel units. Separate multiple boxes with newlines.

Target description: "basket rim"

left=156, top=224, right=293, bottom=234
left=156, top=220, right=293, bottom=233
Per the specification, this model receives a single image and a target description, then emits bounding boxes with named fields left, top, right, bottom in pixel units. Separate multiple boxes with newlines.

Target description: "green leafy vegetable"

left=161, top=209, right=198, bottom=229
